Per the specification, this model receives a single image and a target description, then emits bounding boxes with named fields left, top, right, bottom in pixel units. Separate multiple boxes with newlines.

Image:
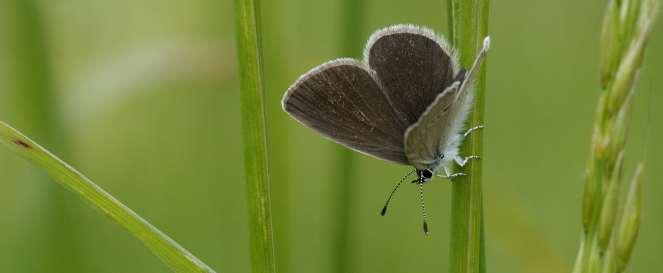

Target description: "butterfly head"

left=415, top=169, right=434, bottom=183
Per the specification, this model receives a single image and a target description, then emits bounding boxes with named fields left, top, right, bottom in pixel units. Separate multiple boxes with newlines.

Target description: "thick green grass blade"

left=447, top=1, right=490, bottom=273
left=234, top=0, right=277, bottom=272
left=0, top=121, right=216, bottom=273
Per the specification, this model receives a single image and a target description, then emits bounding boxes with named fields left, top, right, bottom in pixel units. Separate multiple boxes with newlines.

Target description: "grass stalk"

left=0, top=121, right=216, bottom=273
left=447, top=0, right=489, bottom=273
left=1, top=1, right=83, bottom=271
left=572, top=1, right=657, bottom=273
left=234, top=0, right=277, bottom=272
left=332, top=0, right=363, bottom=272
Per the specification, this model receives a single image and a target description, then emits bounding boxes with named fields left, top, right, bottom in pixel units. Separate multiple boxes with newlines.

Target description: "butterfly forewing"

left=282, top=59, right=410, bottom=164
left=366, top=25, right=461, bottom=126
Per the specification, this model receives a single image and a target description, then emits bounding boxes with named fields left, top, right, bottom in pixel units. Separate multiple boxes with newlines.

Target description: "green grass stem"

left=234, top=0, right=277, bottom=272
left=0, top=121, right=216, bottom=273
left=447, top=1, right=490, bottom=273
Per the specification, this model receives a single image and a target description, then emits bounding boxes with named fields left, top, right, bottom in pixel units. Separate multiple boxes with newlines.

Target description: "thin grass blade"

left=0, top=121, right=217, bottom=273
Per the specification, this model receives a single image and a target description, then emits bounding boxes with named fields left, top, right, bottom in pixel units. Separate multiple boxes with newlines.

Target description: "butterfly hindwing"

left=365, top=25, right=461, bottom=126
left=403, top=81, right=471, bottom=170
left=403, top=36, right=489, bottom=170
left=282, top=59, right=409, bottom=164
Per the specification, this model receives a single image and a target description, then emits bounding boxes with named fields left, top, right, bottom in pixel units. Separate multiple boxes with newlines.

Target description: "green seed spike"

left=597, top=151, right=624, bottom=250
left=601, top=248, right=617, bottom=273
left=615, top=163, right=644, bottom=272
left=582, top=157, right=598, bottom=233
left=586, top=248, right=602, bottom=273
left=607, top=0, right=656, bottom=114
left=573, top=1, right=657, bottom=273
left=599, top=0, right=619, bottom=87
left=621, top=0, right=643, bottom=41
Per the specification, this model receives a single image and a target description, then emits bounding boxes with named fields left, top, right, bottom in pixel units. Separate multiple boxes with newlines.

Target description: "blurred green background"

left=0, top=0, right=661, bottom=272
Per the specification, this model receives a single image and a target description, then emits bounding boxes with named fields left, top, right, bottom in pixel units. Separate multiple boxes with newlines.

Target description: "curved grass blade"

left=0, top=121, right=217, bottom=273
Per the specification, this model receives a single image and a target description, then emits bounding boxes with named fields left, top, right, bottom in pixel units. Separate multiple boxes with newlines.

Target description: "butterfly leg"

left=463, top=125, right=484, bottom=138
left=436, top=166, right=466, bottom=180
left=454, top=155, right=480, bottom=167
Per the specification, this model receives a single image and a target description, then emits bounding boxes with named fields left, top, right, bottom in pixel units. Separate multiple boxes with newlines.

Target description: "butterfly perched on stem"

left=282, top=24, right=490, bottom=235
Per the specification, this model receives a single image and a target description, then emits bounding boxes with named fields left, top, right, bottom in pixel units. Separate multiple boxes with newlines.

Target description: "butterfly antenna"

left=417, top=180, right=430, bottom=236
left=380, top=169, right=415, bottom=216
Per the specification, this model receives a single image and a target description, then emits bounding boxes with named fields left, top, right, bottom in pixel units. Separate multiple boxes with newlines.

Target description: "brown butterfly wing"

left=282, top=59, right=409, bottom=164
left=366, top=25, right=462, bottom=127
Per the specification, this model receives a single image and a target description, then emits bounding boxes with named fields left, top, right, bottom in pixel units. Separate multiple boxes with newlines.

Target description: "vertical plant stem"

left=333, top=1, right=363, bottom=272
left=447, top=1, right=489, bottom=273
left=234, top=0, right=277, bottom=273
left=261, top=1, right=291, bottom=272
left=1, top=1, right=83, bottom=271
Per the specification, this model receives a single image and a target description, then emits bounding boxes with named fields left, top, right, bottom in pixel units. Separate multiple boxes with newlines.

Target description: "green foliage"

left=1, top=1, right=662, bottom=273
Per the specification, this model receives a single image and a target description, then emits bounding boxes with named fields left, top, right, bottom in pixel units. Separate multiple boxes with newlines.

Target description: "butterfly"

left=282, top=24, right=489, bottom=234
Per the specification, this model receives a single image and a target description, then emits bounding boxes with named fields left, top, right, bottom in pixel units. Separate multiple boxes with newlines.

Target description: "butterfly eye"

left=422, top=169, right=433, bottom=179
